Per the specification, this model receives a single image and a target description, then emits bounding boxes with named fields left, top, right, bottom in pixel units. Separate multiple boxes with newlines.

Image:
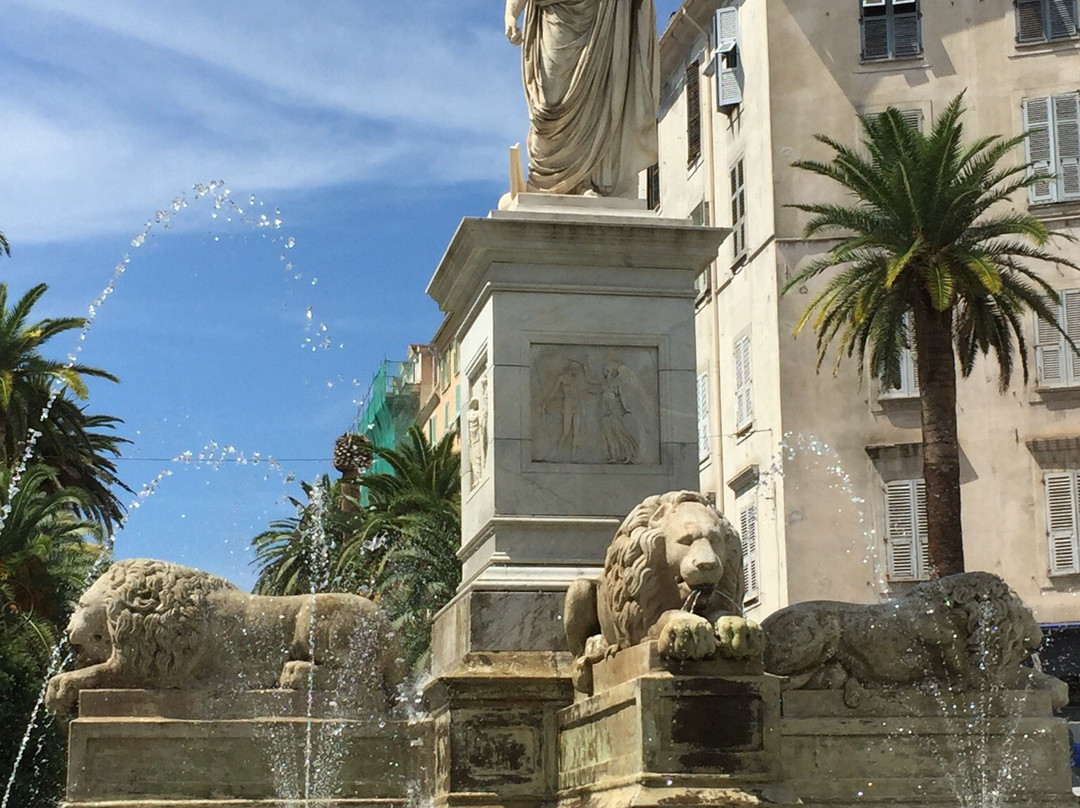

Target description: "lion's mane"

left=104, top=559, right=238, bottom=686
left=599, top=490, right=744, bottom=649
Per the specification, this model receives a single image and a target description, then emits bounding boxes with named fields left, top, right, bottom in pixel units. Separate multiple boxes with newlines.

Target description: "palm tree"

left=0, top=283, right=129, bottom=529
left=783, top=94, right=1078, bottom=577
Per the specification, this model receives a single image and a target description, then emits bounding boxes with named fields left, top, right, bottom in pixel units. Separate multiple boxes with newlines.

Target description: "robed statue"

left=505, top=0, right=659, bottom=198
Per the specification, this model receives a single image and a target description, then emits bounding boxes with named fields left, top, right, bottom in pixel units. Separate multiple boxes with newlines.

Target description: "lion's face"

left=66, top=576, right=112, bottom=665
left=655, top=500, right=734, bottom=600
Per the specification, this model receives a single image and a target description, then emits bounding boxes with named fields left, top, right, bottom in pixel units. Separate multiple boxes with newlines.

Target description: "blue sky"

left=0, top=0, right=682, bottom=589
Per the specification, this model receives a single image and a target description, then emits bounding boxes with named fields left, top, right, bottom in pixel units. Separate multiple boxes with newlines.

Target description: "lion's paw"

left=45, top=673, right=77, bottom=715
left=658, top=612, right=717, bottom=660
left=715, top=616, right=765, bottom=660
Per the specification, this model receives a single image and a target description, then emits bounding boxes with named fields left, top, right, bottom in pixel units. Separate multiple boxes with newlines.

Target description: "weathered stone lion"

left=564, top=491, right=764, bottom=692
left=46, top=559, right=405, bottom=715
left=762, top=571, right=1067, bottom=708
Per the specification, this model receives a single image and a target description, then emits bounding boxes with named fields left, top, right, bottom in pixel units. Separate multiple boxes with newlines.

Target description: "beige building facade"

left=651, top=0, right=1080, bottom=627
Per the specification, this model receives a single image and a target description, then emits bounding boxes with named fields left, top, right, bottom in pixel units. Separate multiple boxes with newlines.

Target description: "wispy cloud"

left=0, top=1, right=528, bottom=243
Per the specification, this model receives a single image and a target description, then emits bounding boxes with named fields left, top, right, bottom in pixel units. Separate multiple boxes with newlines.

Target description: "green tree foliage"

left=784, top=94, right=1078, bottom=576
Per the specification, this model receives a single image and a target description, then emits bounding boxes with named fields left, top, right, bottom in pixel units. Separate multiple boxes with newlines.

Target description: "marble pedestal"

left=556, top=643, right=796, bottom=808
left=426, top=197, right=728, bottom=665
left=62, top=690, right=417, bottom=808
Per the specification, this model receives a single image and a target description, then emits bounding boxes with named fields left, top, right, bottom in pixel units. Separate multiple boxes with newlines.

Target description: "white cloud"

left=0, top=1, right=529, bottom=244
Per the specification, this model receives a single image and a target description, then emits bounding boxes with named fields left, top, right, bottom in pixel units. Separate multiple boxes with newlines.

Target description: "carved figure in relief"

left=564, top=491, right=763, bottom=692
left=600, top=362, right=639, bottom=463
left=542, top=359, right=600, bottom=460
left=503, top=0, right=658, bottom=197
left=761, top=571, right=1067, bottom=708
left=466, top=375, right=489, bottom=488
left=45, top=559, right=405, bottom=714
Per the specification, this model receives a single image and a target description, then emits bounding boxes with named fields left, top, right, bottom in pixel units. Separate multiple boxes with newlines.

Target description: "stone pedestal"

left=62, top=690, right=417, bottom=808
left=426, top=198, right=727, bottom=662
left=556, top=643, right=796, bottom=808
left=421, top=652, right=576, bottom=808
left=780, top=688, right=1075, bottom=807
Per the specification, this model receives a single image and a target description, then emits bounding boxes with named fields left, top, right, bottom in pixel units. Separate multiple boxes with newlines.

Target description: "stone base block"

left=422, top=652, right=575, bottom=808
left=64, top=690, right=416, bottom=807
left=780, top=689, right=1075, bottom=807
left=557, top=645, right=790, bottom=808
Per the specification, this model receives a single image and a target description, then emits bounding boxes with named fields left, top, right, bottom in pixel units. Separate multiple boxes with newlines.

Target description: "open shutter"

left=714, top=6, right=738, bottom=51
left=739, top=503, right=759, bottom=601
left=892, top=2, right=921, bottom=57
left=886, top=480, right=919, bottom=580
left=1025, top=96, right=1058, bottom=204
left=696, top=373, right=710, bottom=460
left=1065, top=289, right=1080, bottom=381
left=1046, top=472, right=1080, bottom=575
left=686, top=61, right=701, bottom=167
left=1048, top=0, right=1078, bottom=39
left=914, top=479, right=928, bottom=579
left=713, top=7, right=742, bottom=107
left=1017, top=0, right=1047, bottom=41
left=734, top=335, right=752, bottom=430
left=1054, top=93, right=1080, bottom=201
left=1036, top=294, right=1065, bottom=385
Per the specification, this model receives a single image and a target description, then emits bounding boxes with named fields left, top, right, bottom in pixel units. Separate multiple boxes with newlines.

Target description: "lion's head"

left=598, top=491, right=744, bottom=649
left=67, top=559, right=238, bottom=686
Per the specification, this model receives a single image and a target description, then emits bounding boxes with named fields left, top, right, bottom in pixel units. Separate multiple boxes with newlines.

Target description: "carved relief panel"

left=530, top=344, right=659, bottom=465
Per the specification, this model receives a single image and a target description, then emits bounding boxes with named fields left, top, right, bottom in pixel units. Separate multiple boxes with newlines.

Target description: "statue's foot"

left=715, top=616, right=765, bottom=660
left=658, top=612, right=717, bottom=660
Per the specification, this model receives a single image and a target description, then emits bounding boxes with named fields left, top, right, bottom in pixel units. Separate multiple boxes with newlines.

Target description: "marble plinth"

left=63, top=690, right=417, bottom=808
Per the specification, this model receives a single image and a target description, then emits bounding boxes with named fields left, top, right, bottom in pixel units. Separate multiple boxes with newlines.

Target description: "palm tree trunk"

left=914, top=304, right=965, bottom=577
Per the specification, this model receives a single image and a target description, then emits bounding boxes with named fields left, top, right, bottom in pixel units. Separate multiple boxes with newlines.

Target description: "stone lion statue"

left=564, top=491, right=764, bottom=692
left=761, top=571, right=1067, bottom=708
left=46, top=559, right=405, bottom=715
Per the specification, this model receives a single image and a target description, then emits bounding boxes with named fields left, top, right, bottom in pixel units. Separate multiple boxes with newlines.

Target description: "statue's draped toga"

left=508, top=0, right=659, bottom=197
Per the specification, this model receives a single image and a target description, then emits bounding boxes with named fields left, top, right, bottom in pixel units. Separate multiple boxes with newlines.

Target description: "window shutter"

left=1045, top=472, right=1080, bottom=575
left=735, top=335, right=752, bottom=430
left=646, top=163, right=661, bottom=210
left=862, top=15, right=890, bottom=59
left=1065, top=289, right=1080, bottom=380
left=892, top=6, right=922, bottom=57
left=686, top=61, right=702, bottom=167
left=1024, top=96, right=1058, bottom=203
left=1054, top=93, right=1080, bottom=201
left=1016, top=0, right=1046, bottom=41
left=914, top=478, right=928, bottom=578
left=740, top=503, right=759, bottom=601
left=1047, top=0, right=1078, bottom=39
left=886, top=479, right=924, bottom=580
left=898, top=108, right=924, bottom=132
left=697, top=373, right=710, bottom=460
left=714, top=7, right=739, bottom=51
left=1036, top=295, right=1065, bottom=385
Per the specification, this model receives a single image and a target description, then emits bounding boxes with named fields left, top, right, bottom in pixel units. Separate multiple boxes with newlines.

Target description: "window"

left=1045, top=471, right=1080, bottom=575
left=860, top=0, right=921, bottom=61
left=428, top=416, right=437, bottom=443
left=880, top=312, right=919, bottom=398
left=739, top=499, right=760, bottom=603
left=686, top=61, right=701, bottom=168
left=690, top=198, right=711, bottom=227
left=443, top=401, right=451, bottom=436
left=1036, top=289, right=1080, bottom=386
left=730, top=158, right=747, bottom=263
left=885, top=478, right=929, bottom=581
left=697, top=373, right=710, bottom=460
left=1024, top=94, right=1080, bottom=204
left=646, top=163, right=661, bottom=210
left=734, top=333, right=753, bottom=432
left=1016, top=0, right=1078, bottom=44
left=454, top=383, right=462, bottom=415
left=713, top=6, right=743, bottom=108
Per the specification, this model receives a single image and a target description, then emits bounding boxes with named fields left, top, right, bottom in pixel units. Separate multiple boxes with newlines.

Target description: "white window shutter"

left=1048, top=0, right=1078, bottom=39
left=714, top=7, right=738, bottom=52
left=740, top=503, right=759, bottom=601
left=914, top=479, right=928, bottom=579
left=1017, top=0, right=1047, bottom=41
left=735, top=335, right=753, bottom=430
left=696, top=373, right=710, bottom=460
left=1045, top=472, right=1080, bottom=575
left=886, top=479, right=925, bottom=580
left=1054, top=93, right=1080, bottom=201
left=1036, top=294, right=1065, bottom=385
left=1065, top=289, right=1080, bottom=381
left=1024, top=96, right=1058, bottom=204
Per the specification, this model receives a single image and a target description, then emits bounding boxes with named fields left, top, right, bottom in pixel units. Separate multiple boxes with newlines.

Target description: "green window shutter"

left=862, top=15, right=890, bottom=59
left=696, top=372, right=710, bottom=460
left=739, top=502, right=759, bottom=601
left=1036, top=294, right=1065, bottom=385
left=1054, top=93, right=1080, bottom=201
left=1024, top=96, right=1058, bottom=204
left=892, top=2, right=921, bottom=57
left=1016, top=0, right=1046, bottom=41
left=886, top=479, right=927, bottom=580
left=1047, top=0, right=1078, bottom=39
left=1045, top=471, right=1080, bottom=575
